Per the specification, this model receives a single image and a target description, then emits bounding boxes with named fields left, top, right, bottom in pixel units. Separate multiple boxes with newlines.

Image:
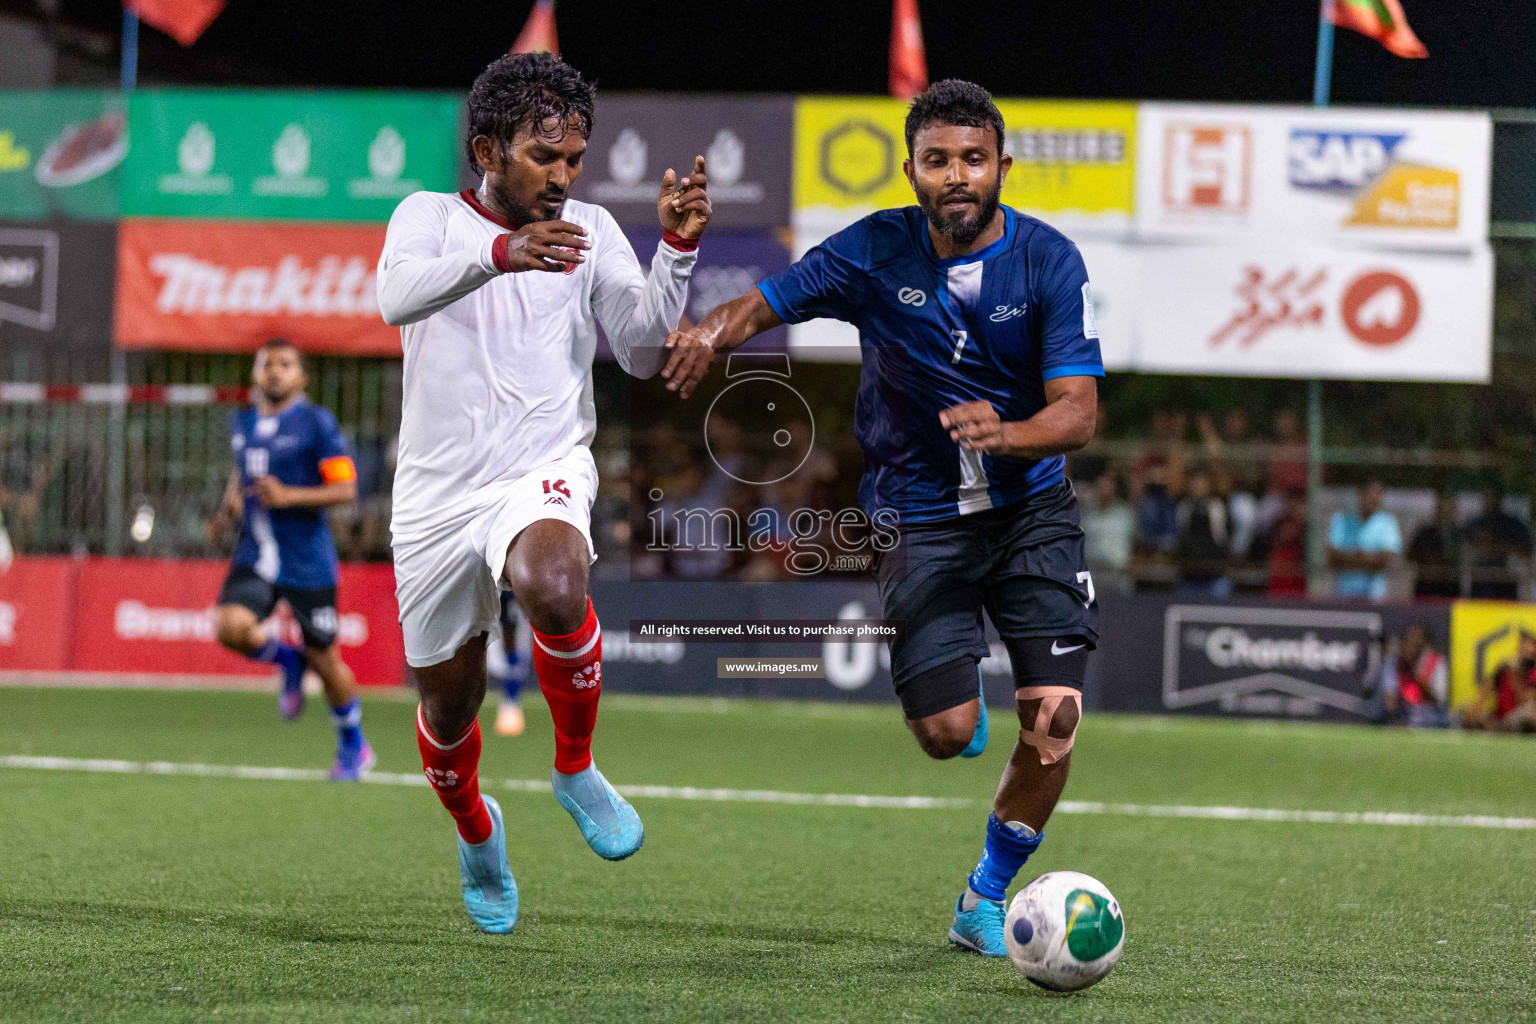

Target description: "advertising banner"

left=0, top=90, right=126, bottom=221
left=0, top=557, right=74, bottom=671
left=1447, top=599, right=1536, bottom=709
left=67, top=558, right=404, bottom=686
left=113, top=219, right=397, bottom=355
left=568, top=96, right=793, bottom=229
left=1133, top=242, right=1492, bottom=382
left=122, top=90, right=460, bottom=222
left=1136, top=103, right=1491, bottom=251
left=793, top=97, right=1136, bottom=239
left=0, top=221, right=116, bottom=349
left=1092, top=594, right=1450, bottom=721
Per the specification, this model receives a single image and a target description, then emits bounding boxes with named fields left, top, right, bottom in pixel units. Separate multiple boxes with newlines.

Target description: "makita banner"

left=113, top=219, right=397, bottom=354
left=0, top=220, right=116, bottom=349
left=1092, top=594, right=1450, bottom=721
left=1136, top=103, right=1491, bottom=251
left=123, top=90, right=460, bottom=222
left=0, top=90, right=127, bottom=222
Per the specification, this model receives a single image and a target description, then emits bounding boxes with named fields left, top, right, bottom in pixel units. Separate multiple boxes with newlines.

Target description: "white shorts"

left=392, top=445, right=599, bottom=668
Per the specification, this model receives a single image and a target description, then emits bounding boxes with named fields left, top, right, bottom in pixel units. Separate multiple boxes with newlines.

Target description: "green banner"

left=122, top=90, right=460, bottom=221
left=0, top=90, right=127, bottom=221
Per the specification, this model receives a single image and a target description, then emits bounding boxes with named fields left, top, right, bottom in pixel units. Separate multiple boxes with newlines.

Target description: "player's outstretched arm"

left=939, top=376, right=1098, bottom=458
left=660, top=289, right=784, bottom=399
left=250, top=476, right=357, bottom=511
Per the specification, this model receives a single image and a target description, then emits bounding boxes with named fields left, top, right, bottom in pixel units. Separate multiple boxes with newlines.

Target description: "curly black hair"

left=465, top=52, right=596, bottom=170
left=903, top=79, right=1005, bottom=157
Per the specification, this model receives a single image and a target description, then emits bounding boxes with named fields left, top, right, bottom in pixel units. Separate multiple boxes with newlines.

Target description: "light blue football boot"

left=948, top=890, right=1009, bottom=957
left=457, top=795, right=518, bottom=934
left=551, top=761, right=643, bottom=861
left=959, top=667, right=989, bottom=758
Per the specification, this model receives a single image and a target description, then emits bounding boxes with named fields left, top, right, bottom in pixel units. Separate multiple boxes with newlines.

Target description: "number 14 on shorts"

left=543, top=478, right=571, bottom=507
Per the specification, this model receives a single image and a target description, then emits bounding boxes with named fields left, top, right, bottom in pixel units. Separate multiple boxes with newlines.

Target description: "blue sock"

left=330, top=698, right=363, bottom=751
left=252, top=638, right=304, bottom=686
left=501, top=673, right=523, bottom=702
left=967, top=813, right=1044, bottom=902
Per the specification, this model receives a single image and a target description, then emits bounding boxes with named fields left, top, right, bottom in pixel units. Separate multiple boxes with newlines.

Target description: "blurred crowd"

left=1073, top=408, right=1534, bottom=603
left=1365, top=622, right=1536, bottom=734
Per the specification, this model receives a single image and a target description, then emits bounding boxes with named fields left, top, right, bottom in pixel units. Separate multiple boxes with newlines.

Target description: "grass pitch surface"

left=1, top=684, right=1533, bottom=1023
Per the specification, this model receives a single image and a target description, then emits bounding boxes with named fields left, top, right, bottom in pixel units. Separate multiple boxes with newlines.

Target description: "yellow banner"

left=1448, top=600, right=1536, bottom=708
left=793, top=97, right=1136, bottom=221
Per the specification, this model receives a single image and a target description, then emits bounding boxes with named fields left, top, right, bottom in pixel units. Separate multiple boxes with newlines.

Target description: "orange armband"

left=319, top=456, right=356, bottom=484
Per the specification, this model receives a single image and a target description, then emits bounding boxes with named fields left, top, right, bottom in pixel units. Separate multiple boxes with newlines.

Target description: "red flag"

left=512, top=0, right=559, bottom=56
left=888, top=0, right=928, bottom=99
left=1328, top=0, right=1427, bottom=59
left=126, top=0, right=224, bottom=47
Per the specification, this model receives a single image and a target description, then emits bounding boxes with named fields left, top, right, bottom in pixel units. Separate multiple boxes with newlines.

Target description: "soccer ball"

left=1004, top=871, right=1125, bottom=992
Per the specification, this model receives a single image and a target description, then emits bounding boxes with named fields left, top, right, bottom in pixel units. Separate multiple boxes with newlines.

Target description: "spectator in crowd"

left=1328, top=480, right=1401, bottom=602
left=1133, top=461, right=1179, bottom=558
left=1082, top=472, right=1134, bottom=591
left=1258, top=409, right=1308, bottom=533
left=1407, top=492, right=1462, bottom=600
left=1211, top=461, right=1258, bottom=565
left=1462, top=486, right=1532, bottom=600
left=1375, top=624, right=1449, bottom=728
left=1258, top=489, right=1309, bottom=597
left=1463, top=629, right=1536, bottom=733
left=1175, top=465, right=1232, bottom=596
left=0, top=439, right=55, bottom=555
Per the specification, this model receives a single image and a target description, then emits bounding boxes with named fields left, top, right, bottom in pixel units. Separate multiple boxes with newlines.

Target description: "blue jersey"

left=758, top=206, right=1103, bottom=523
left=229, top=399, right=350, bottom=589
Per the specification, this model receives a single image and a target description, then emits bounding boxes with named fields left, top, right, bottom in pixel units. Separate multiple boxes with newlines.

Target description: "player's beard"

left=919, top=171, right=1003, bottom=248
left=488, top=178, right=566, bottom=227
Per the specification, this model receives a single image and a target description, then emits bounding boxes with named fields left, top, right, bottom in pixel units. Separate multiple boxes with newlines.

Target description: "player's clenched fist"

left=658, top=155, right=712, bottom=239
left=940, top=401, right=1011, bottom=453
left=500, top=220, right=592, bottom=273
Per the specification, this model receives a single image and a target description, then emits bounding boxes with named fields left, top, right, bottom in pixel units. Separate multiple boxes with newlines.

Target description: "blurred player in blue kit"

left=490, top=592, right=530, bottom=737
left=207, top=339, right=374, bottom=781
left=664, top=81, right=1102, bottom=957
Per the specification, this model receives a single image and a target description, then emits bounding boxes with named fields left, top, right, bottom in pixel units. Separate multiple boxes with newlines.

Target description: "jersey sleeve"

left=1038, top=239, right=1105, bottom=381
left=376, top=191, right=502, bottom=327
left=590, top=207, right=697, bottom=380
left=313, top=408, right=357, bottom=484
left=757, top=220, right=870, bottom=325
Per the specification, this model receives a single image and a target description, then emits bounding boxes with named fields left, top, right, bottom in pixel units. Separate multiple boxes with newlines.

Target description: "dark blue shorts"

left=875, top=480, right=1098, bottom=710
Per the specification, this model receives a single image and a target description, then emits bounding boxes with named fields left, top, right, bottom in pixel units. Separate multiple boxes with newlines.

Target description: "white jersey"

left=377, top=189, right=696, bottom=538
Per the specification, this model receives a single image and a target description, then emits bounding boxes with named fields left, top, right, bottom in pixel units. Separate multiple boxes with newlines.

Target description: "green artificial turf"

left=0, top=684, right=1533, bottom=1023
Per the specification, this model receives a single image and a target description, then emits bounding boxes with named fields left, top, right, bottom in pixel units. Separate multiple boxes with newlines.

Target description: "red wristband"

left=662, top=229, right=699, bottom=253
left=491, top=233, right=514, bottom=273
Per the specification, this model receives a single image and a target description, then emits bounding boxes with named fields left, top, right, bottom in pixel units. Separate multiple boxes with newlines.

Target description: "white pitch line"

left=3, top=755, right=1534, bottom=829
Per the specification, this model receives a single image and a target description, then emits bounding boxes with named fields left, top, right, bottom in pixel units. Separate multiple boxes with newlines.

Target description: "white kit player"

left=376, top=53, right=711, bottom=934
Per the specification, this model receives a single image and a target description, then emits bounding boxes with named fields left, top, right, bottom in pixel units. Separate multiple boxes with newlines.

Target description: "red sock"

left=532, top=597, right=602, bottom=775
left=415, top=706, right=493, bottom=844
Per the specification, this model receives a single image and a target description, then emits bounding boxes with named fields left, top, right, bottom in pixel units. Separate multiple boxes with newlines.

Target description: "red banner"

left=0, top=557, right=75, bottom=671
left=113, top=218, right=400, bottom=356
left=53, top=557, right=405, bottom=685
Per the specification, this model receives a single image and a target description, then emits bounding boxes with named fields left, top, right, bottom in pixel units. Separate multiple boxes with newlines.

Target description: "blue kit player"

left=662, top=81, right=1102, bottom=957
left=207, top=338, right=374, bottom=781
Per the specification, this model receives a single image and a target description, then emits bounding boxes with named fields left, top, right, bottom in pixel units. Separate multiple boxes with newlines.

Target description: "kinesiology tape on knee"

left=1017, top=685, right=1081, bottom=765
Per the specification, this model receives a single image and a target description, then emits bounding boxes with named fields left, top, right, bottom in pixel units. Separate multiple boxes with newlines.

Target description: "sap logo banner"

left=1288, top=128, right=1457, bottom=231
left=1163, top=605, right=1381, bottom=719
left=1288, top=131, right=1405, bottom=195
